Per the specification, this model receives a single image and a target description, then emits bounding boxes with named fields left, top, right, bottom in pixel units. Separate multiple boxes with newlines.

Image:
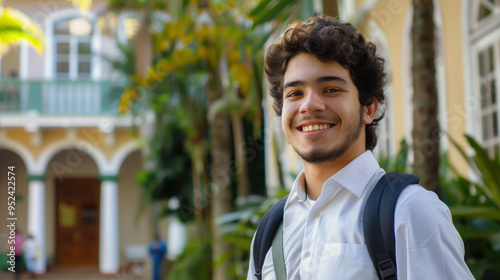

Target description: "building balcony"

left=0, top=79, right=124, bottom=116
left=0, top=79, right=134, bottom=129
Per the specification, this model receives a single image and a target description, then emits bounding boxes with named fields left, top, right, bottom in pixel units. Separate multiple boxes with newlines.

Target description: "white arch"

left=44, top=9, right=102, bottom=79
left=0, top=138, right=36, bottom=173
left=34, top=138, right=108, bottom=175
left=368, top=19, right=396, bottom=157
left=109, top=141, right=141, bottom=175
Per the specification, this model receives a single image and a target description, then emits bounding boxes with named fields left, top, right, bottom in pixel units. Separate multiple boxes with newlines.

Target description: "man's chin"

left=297, top=148, right=347, bottom=164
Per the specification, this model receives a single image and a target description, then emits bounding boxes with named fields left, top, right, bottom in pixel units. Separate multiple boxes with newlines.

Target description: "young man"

left=247, top=15, right=474, bottom=279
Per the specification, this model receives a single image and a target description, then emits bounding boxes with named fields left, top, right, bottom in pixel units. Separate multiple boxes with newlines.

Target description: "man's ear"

left=363, top=99, right=379, bottom=125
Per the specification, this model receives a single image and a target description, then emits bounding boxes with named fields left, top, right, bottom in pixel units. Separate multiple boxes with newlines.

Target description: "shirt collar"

left=328, top=150, right=380, bottom=198
left=285, top=150, right=380, bottom=208
left=285, top=171, right=306, bottom=209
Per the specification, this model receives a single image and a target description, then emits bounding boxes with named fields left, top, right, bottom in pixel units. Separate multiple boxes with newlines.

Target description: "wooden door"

left=56, top=178, right=100, bottom=266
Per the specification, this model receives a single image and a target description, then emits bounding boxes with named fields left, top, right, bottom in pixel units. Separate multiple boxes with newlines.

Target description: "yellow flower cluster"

left=118, top=8, right=257, bottom=115
left=118, top=86, right=139, bottom=115
left=229, top=63, right=251, bottom=96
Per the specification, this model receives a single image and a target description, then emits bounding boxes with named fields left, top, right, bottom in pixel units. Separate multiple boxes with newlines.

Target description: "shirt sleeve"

left=247, top=234, right=257, bottom=280
left=394, top=184, right=475, bottom=280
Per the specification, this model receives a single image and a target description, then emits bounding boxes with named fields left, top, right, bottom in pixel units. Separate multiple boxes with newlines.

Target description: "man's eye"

left=287, top=91, right=302, bottom=97
left=325, top=88, right=339, bottom=93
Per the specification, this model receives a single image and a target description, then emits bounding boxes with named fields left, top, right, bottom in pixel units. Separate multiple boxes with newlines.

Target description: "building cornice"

left=0, top=115, right=134, bottom=128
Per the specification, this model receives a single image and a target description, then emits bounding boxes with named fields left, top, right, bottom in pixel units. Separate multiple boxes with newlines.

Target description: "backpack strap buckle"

left=378, top=257, right=397, bottom=279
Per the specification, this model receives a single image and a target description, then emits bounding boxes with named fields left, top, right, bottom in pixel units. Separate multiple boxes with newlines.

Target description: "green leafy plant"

left=443, top=135, right=500, bottom=279
left=377, top=138, right=409, bottom=173
left=0, top=6, right=44, bottom=53
left=216, top=189, right=289, bottom=279
left=108, top=0, right=314, bottom=278
left=165, top=237, right=212, bottom=280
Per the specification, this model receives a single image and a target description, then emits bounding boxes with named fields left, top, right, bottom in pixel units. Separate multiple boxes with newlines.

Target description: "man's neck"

left=301, top=150, right=366, bottom=200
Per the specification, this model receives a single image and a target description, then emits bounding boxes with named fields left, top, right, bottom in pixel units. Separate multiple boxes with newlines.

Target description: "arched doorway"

left=55, top=177, right=100, bottom=266
left=46, top=148, right=100, bottom=266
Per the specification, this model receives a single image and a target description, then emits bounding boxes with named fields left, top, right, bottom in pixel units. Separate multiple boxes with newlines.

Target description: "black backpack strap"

left=253, top=195, right=289, bottom=280
left=363, top=172, right=419, bottom=280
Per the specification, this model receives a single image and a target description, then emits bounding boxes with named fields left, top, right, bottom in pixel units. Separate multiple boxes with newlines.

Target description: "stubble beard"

left=293, top=108, right=365, bottom=163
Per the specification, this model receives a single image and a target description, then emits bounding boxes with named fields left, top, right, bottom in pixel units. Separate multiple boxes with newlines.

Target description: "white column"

left=19, top=43, right=29, bottom=79
left=27, top=175, right=46, bottom=274
left=99, top=177, right=119, bottom=274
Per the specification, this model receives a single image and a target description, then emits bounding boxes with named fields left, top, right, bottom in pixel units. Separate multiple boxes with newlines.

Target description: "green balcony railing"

left=0, top=79, right=125, bottom=116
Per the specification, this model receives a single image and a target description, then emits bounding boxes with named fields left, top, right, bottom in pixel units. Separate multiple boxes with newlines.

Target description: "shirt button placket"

left=302, top=210, right=318, bottom=279
left=301, top=250, right=312, bottom=279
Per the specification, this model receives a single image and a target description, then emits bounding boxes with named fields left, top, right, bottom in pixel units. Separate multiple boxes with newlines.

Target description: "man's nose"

left=300, top=91, right=325, bottom=113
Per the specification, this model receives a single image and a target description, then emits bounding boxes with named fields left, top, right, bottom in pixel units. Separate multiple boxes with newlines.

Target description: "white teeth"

left=301, top=124, right=331, bottom=132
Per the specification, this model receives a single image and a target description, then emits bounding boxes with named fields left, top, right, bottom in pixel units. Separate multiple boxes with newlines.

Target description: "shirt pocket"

left=317, top=243, right=377, bottom=280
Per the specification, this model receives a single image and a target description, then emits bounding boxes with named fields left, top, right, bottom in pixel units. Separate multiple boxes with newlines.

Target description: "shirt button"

left=304, top=251, right=311, bottom=258
left=313, top=211, right=321, bottom=218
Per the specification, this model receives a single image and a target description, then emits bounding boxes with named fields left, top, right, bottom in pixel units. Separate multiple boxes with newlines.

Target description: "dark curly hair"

left=265, top=15, right=386, bottom=151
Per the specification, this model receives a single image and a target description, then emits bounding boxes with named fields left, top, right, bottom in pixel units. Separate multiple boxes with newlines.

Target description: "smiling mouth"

left=298, top=123, right=334, bottom=132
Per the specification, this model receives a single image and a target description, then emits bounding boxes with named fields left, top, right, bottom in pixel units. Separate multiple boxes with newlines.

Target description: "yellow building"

left=0, top=0, right=168, bottom=275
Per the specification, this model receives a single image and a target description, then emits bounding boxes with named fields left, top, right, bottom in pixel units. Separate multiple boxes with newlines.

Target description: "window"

left=469, top=0, right=500, bottom=158
left=477, top=0, right=500, bottom=22
left=117, top=11, right=171, bottom=46
left=53, top=17, right=93, bottom=79
left=478, top=46, right=499, bottom=156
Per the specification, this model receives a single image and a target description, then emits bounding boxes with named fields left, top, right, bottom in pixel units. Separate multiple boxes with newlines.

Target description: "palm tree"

left=0, top=5, right=44, bottom=53
left=411, top=0, right=440, bottom=195
left=110, top=0, right=320, bottom=278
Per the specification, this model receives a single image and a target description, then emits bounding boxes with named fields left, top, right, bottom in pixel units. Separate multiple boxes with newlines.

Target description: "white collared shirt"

left=247, top=151, right=474, bottom=280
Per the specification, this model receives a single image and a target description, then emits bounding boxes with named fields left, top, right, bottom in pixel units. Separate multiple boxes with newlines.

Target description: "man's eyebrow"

left=283, top=76, right=348, bottom=90
left=283, top=80, right=305, bottom=90
left=316, top=76, right=348, bottom=84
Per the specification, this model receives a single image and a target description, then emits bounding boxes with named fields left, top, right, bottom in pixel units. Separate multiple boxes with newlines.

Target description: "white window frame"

left=117, top=11, right=172, bottom=46
left=44, top=9, right=101, bottom=80
left=465, top=0, right=500, bottom=157
left=117, top=11, right=139, bottom=46
left=53, top=32, right=92, bottom=79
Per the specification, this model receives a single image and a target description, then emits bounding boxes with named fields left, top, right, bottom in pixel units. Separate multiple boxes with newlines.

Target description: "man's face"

left=281, top=53, right=371, bottom=163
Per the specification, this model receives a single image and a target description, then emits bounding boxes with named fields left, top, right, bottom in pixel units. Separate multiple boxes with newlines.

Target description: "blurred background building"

left=0, top=0, right=167, bottom=276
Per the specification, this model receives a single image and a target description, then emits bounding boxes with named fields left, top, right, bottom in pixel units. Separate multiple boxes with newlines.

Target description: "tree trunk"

left=134, top=10, right=152, bottom=77
left=231, top=111, right=248, bottom=200
left=207, top=70, right=233, bottom=280
left=189, top=147, right=206, bottom=240
left=134, top=8, right=157, bottom=239
left=322, top=0, right=338, bottom=17
left=411, top=0, right=440, bottom=195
